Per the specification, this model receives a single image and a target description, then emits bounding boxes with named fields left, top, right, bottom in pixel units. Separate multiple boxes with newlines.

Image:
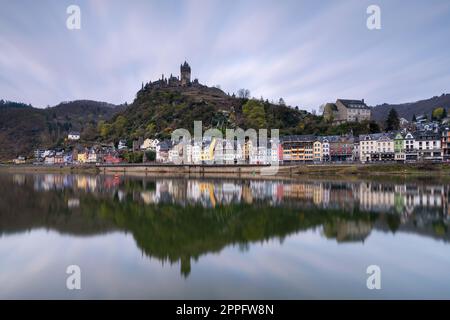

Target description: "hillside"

left=0, top=100, right=122, bottom=160
left=371, top=94, right=450, bottom=122
left=99, top=83, right=308, bottom=142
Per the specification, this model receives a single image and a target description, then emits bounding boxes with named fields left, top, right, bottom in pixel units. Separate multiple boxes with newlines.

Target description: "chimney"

left=362, top=99, right=365, bottom=104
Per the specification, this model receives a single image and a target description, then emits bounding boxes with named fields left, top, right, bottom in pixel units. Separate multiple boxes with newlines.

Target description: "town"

left=7, top=62, right=450, bottom=168
left=12, top=115, right=450, bottom=166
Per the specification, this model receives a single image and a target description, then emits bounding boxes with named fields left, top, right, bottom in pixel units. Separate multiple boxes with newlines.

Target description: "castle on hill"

left=142, top=61, right=200, bottom=91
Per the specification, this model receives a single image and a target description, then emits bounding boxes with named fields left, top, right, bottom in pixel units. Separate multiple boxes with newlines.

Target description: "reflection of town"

left=27, top=174, right=450, bottom=218
left=5, top=173, right=450, bottom=277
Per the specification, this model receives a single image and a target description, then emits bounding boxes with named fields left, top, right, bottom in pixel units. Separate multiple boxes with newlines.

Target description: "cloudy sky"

left=0, top=0, right=449, bottom=111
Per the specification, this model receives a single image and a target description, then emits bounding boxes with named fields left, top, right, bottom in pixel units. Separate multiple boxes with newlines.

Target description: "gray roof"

left=281, top=135, right=316, bottom=142
left=337, top=99, right=370, bottom=110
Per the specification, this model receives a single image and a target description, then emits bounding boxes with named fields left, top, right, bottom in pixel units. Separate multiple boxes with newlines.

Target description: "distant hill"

left=0, top=100, right=122, bottom=160
left=371, top=94, right=450, bottom=122
left=0, top=100, right=33, bottom=109
left=99, top=83, right=308, bottom=142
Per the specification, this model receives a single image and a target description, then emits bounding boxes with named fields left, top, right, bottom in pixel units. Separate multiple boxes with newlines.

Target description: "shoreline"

left=2, top=162, right=450, bottom=181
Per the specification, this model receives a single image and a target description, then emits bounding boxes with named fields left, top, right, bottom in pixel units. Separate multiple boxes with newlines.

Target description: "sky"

left=0, top=0, right=449, bottom=111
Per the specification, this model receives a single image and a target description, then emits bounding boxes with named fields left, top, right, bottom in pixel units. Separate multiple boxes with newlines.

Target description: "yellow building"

left=313, top=140, right=322, bottom=162
left=201, top=138, right=217, bottom=162
left=77, top=152, right=88, bottom=164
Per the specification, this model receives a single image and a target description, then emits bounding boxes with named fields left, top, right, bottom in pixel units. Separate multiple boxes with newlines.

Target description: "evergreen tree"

left=385, top=108, right=400, bottom=131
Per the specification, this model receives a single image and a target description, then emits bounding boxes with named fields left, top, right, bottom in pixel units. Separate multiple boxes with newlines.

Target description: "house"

left=13, top=156, right=26, bottom=165
left=280, top=135, right=315, bottom=163
left=34, top=149, right=45, bottom=161
left=64, top=154, right=73, bottom=164
left=394, top=132, right=406, bottom=162
left=270, top=139, right=282, bottom=164
left=201, top=138, right=217, bottom=163
left=359, top=133, right=394, bottom=163
left=414, top=132, right=442, bottom=162
left=68, top=131, right=80, bottom=141
left=103, top=153, right=121, bottom=164
left=118, top=140, right=128, bottom=151
left=442, top=129, right=450, bottom=161
left=328, top=135, right=354, bottom=162
left=352, top=137, right=360, bottom=162
left=44, top=156, right=55, bottom=165
left=140, top=138, right=160, bottom=151
left=404, top=132, right=417, bottom=161
left=168, top=143, right=185, bottom=164
left=156, top=140, right=172, bottom=163
left=323, top=99, right=371, bottom=125
left=87, top=149, right=100, bottom=163
left=54, top=151, right=65, bottom=164
left=191, top=142, right=202, bottom=164
left=321, top=137, right=330, bottom=162
left=223, top=140, right=236, bottom=164
left=77, top=150, right=88, bottom=164
left=313, top=139, right=322, bottom=162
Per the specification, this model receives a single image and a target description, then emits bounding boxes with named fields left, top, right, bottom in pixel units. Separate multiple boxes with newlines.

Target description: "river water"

left=0, top=172, right=449, bottom=299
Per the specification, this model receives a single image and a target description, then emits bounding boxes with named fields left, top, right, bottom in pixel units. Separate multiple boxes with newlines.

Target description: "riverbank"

left=0, top=164, right=99, bottom=174
left=2, top=163, right=450, bottom=180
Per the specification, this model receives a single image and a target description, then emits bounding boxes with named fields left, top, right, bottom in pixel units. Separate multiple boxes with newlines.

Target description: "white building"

left=140, top=138, right=160, bottom=151
left=68, top=132, right=80, bottom=141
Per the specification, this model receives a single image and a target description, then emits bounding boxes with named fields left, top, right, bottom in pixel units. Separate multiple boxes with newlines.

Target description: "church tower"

left=180, top=61, right=191, bottom=86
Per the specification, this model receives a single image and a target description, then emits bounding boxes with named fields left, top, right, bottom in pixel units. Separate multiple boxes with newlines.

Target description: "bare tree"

left=237, top=88, right=251, bottom=99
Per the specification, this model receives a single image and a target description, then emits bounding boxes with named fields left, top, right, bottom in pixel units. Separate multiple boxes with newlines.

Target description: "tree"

left=114, top=115, right=128, bottom=136
left=385, top=108, right=400, bottom=131
left=145, top=150, right=156, bottom=162
left=237, top=88, right=251, bottom=99
left=432, top=107, right=447, bottom=121
left=98, top=121, right=112, bottom=138
left=242, top=99, right=267, bottom=128
left=278, top=98, right=286, bottom=106
left=412, top=114, right=417, bottom=122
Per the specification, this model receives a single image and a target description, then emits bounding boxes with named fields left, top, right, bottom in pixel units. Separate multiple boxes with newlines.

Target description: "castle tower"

left=180, top=61, right=191, bottom=86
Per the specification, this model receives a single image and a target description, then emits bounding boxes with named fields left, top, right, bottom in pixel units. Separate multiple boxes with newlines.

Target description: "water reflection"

left=1, top=173, right=449, bottom=278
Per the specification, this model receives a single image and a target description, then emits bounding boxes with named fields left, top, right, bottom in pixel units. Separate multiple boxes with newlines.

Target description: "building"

left=313, top=139, right=322, bottom=162
left=68, top=132, right=80, bottom=141
left=201, top=138, right=217, bottom=163
left=442, top=129, right=450, bottom=161
left=328, top=135, right=354, bottom=162
left=104, top=153, right=121, bottom=164
left=321, top=137, right=330, bottom=162
left=394, top=132, right=406, bottom=162
left=77, top=150, right=88, bottom=164
left=118, top=140, right=128, bottom=151
left=13, top=156, right=26, bottom=164
left=140, top=138, right=160, bottom=151
left=180, top=61, right=191, bottom=86
left=156, top=140, right=172, bottom=163
left=359, top=133, right=394, bottom=163
left=324, top=99, right=371, bottom=125
left=414, top=132, right=442, bottom=162
left=281, top=135, right=315, bottom=163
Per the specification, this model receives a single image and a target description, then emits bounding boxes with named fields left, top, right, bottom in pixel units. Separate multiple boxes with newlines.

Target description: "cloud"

left=0, top=0, right=449, bottom=111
